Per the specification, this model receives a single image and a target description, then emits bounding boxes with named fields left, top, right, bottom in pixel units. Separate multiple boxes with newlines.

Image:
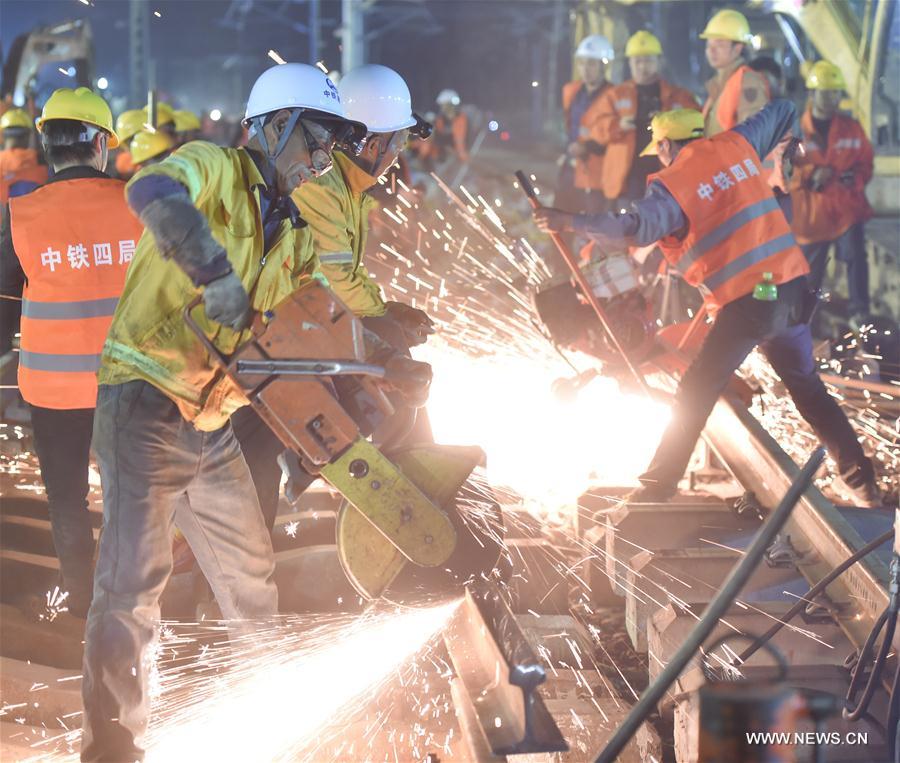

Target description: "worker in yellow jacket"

left=80, top=63, right=372, bottom=762
left=233, top=64, right=436, bottom=531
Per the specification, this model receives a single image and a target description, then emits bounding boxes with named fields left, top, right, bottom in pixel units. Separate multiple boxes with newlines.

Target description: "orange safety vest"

left=595, top=79, right=699, bottom=200
left=0, top=148, right=48, bottom=205
left=703, top=65, right=770, bottom=134
left=648, top=131, right=809, bottom=314
left=790, top=108, right=874, bottom=245
left=9, top=177, right=142, bottom=409
left=562, top=80, right=611, bottom=191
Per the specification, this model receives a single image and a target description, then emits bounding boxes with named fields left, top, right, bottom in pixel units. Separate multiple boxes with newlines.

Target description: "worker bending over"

left=79, top=64, right=367, bottom=762
left=234, top=64, right=435, bottom=530
left=534, top=102, right=882, bottom=509
left=0, top=88, right=141, bottom=618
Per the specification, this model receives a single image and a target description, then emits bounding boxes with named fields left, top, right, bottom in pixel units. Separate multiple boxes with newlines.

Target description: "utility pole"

left=308, top=0, right=321, bottom=65
left=341, top=0, right=365, bottom=72
left=129, top=0, right=149, bottom=108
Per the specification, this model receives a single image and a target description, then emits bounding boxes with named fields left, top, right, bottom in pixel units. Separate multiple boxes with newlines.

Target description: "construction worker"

left=78, top=63, right=373, bottom=761
left=556, top=34, right=614, bottom=219
left=0, top=108, right=48, bottom=204
left=533, top=103, right=883, bottom=509
left=701, top=9, right=770, bottom=136
left=112, top=108, right=145, bottom=180
left=417, top=88, right=469, bottom=172
left=0, top=87, right=141, bottom=619
left=173, top=108, right=202, bottom=144
left=234, top=64, right=435, bottom=530
left=595, top=31, right=698, bottom=206
left=128, top=129, right=176, bottom=169
left=790, top=61, right=874, bottom=325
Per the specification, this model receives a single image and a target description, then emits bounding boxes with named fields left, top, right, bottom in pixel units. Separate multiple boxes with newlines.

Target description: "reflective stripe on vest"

left=676, top=197, right=780, bottom=273
left=9, top=176, right=142, bottom=409
left=648, top=130, right=808, bottom=312
left=703, top=232, right=796, bottom=292
left=19, top=350, right=102, bottom=372
left=318, top=251, right=355, bottom=264
left=22, top=296, right=120, bottom=319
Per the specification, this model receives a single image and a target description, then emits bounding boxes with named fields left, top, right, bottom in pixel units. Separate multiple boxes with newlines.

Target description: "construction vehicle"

left=0, top=19, right=93, bottom=110
left=185, top=281, right=505, bottom=604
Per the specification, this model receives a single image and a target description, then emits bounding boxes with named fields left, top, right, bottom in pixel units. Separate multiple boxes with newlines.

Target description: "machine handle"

left=184, top=295, right=388, bottom=381
left=183, top=295, right=232, bottom=373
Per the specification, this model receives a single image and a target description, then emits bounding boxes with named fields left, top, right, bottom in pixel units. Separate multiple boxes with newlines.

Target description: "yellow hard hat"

left=129, top=130, right=175, bottom=164
left=1, top=108, right=33, bottom=131
left=625, top=31, right=663, bottom=58
left=640, top=109, right=705, bottom=156
left=36, top=87, right=119, bottom=147
left=173, top=109, right=201, bottom=133
left=700, top=9, right=751, bottom=44
left=805, top=60, right=846, bottom=91
left=143, top=101, right=175, bottom=128
left=115, top=109, right=147, bottom=143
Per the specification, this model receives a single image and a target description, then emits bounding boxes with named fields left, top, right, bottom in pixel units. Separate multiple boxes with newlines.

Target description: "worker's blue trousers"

left=801, top=223, right=869, bottom=318
left=639, top=277, right=872, bottom=493
left=81, top=380, right=278, bottom=762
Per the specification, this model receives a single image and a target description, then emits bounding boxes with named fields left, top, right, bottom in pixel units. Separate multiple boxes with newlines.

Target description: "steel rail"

left=442, top=585, right=568, bottom=758
left=703, top=393, right=894, bottom=651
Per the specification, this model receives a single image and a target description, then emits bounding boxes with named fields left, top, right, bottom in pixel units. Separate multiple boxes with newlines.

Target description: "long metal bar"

left=442, top=586, right=568, bottom=757
left=515, top=170, right=652, bottom=396
left=235, top=359, right=386, bottom=378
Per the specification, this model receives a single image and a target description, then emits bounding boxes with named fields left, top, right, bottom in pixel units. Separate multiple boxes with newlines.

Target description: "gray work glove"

left=383, top=355, right=433, bottom=408
left=384, top=301, right=436, bottom=347
left=203, top=271, right=250, bottom=331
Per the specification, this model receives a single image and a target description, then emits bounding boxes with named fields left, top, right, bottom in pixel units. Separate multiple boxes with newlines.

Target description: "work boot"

left=832, top=467, right=885, bottom=509
left=625, top=484, right=677, bottom=503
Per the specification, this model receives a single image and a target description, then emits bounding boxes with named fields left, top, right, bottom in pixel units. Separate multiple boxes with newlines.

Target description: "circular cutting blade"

left=336, top=455, right=506, bottom=606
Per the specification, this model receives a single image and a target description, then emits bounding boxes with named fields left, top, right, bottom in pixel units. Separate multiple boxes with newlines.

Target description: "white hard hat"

left=243, top=63, right=346, bottom=124
left=340, top=65, right=417, bottom=133
left=436, top=88, right=461, bottom=107
left=575, top=34, right=614, bottom=62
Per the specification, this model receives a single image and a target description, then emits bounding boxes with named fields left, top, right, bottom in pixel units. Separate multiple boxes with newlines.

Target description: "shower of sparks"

left=739, top=350, right=899, bottom=500
left=28, top=603, right=459, bottom=761
left=144, top=603, right=459, bottom=762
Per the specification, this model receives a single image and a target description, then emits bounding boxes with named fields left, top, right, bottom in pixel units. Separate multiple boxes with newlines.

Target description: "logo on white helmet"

left=323, top=78, right=341, bottom=103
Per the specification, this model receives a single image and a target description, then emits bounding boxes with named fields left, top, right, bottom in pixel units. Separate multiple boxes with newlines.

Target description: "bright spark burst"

left=421, top=344, right=669, bottom=516
left=143, top=602, right=459, bottom=761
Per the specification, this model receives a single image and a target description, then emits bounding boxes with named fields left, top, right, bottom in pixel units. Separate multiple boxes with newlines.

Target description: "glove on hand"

left=383, top=355, right=433, bottom=408
left=384, top=301, right=436, bottom=347
left=203, top=271, right=250, bottom=331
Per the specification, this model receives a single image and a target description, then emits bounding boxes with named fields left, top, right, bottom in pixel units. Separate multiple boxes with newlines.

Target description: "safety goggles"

left=410, top=113, right=433, bottom=140
left=299, top=118, right=337, bottom=174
